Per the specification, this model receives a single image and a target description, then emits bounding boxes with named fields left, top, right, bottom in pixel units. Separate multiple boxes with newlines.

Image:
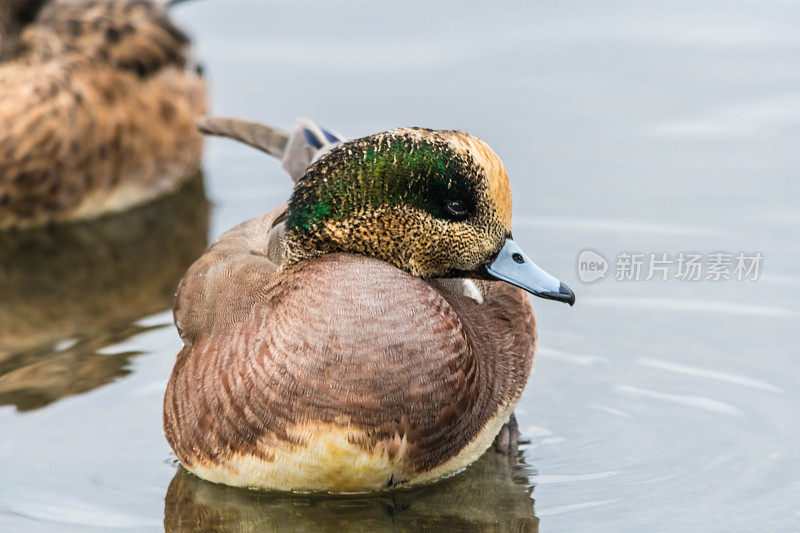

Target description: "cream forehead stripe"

left=445, top=133, right=513, bottom=228
left=380, top=128, right=513, bottom=228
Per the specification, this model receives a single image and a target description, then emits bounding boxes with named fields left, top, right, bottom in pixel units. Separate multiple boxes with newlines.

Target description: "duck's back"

left=0, top=0, right=206, bottom=228
left=164, top=211, right=536, bottom=492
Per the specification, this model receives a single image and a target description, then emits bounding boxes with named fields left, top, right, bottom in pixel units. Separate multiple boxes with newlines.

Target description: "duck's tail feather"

left=196, top=117, right=290, bottom=159
left=164, top=0, right=206, bottom=8
left=196, top=116, right=345, bottom=183
left=282, top=119, right=346, bottom=182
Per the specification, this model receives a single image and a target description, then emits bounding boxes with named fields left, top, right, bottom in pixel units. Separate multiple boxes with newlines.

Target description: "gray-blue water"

left=1, top=1, right=799, bottom=530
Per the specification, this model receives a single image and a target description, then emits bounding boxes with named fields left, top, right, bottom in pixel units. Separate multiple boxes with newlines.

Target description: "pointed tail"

left=196, top=116, right=345, bottom=182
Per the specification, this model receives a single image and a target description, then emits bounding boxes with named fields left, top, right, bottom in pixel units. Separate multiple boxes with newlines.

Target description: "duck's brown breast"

left=164, top=253, right=535, bottom=491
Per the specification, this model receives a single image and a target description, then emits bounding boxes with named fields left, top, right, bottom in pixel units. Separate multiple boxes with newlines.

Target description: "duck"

left=163, top=116, right=575, bottom=492
left=0, top=0, right=206, bottom=229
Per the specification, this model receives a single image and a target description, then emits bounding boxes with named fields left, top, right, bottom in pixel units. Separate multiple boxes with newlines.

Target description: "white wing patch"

left=433, top=278, right=485, bottom=304
left=461, top=279, right=484, bottom=304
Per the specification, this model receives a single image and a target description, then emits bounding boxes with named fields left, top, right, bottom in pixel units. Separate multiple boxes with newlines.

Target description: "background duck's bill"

left=484, top=239, right=575, bottom=305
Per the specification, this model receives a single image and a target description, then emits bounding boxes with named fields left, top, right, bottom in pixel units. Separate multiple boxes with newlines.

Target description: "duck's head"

left=285, top=127, right=575, bottom=305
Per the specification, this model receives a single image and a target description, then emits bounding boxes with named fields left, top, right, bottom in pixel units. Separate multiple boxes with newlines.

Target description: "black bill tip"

left=539, top=282, right=576, bottom=306
left=560, top=282, right=576, bottom=306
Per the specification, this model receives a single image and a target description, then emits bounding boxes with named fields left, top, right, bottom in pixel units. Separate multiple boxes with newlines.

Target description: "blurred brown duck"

left=0, top=0, right=206, bottom=229
left=164, top=117, right=575, bottom=492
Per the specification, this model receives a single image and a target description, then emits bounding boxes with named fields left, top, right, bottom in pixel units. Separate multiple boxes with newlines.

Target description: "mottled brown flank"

left=286, top=129, right=512, bottom=278
left=164, top=207, right=536, bottom=481
left=0, top=0, right=205, bottom=228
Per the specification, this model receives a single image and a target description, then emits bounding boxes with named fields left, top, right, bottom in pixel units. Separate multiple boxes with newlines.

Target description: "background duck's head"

left=286, top=127, right=575, bottom=305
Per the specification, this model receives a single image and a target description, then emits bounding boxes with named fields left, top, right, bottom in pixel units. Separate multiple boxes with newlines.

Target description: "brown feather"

left=196, top=117, right=290, bottom=159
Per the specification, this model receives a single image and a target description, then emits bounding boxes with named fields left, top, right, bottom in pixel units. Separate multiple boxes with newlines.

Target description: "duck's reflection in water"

left=165, top=448, right=538, bottom=532
left=0, top=176, right=209, bottom=411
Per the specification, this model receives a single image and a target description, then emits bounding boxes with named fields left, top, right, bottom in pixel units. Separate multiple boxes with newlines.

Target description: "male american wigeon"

left=164, top=117, right=575, bottom=492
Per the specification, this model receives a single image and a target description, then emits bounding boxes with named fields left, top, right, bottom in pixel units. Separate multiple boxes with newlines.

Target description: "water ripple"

left=537, top=347, right=608, bottom=366
left=638, top=358, right=783, bottom=393
left=536, top=498, right=620, bottom=517
left=533, top=471, right=619, bottom=484
left=514, top=216, right=722, bottom=236
left=0, top=490, right=160, bottom=529
left=615, top=385, right=743, bottom=417
left=582, top=296, right=799, bottom=318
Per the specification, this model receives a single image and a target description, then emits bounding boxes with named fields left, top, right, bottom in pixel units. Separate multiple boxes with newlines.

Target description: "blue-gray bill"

left=484, top=239, right=576, bottom=306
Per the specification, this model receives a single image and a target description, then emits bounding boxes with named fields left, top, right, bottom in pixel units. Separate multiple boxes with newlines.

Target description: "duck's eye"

left=444, top=200, right=469, bottom=219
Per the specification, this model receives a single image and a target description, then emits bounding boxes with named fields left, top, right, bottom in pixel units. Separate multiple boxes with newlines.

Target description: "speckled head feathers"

left=286, top=127, right=513, bottom=278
